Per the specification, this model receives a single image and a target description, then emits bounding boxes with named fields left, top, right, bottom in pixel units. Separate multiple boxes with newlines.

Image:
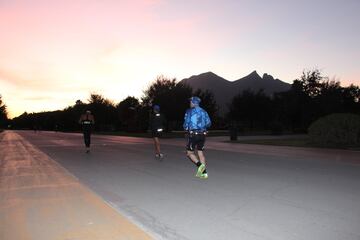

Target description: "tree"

left=299, top=69, right=324, bottom=98
left=88, top=93, right=111, bottom=105
left=282, top=79, right=312, bottom=131
left=342, top=84, right=360, bottom=114
left=317, top=79, right=343, bottom=116
left=142, top=76, right=192, bottom=130
left=0, top=95, right=8, bottom=127
left=273, top=69, right=360, bottom=132
left=116, top=96, right=140, bottom=131
left=76, top=99, right=83, bottom=105
left=282, top=69, right=328, bottom=131
left=87, top=93, right=117, bottom=131
left=228, top=89, right=272, bottom=130
left=193, top=89, right=219, bottom=126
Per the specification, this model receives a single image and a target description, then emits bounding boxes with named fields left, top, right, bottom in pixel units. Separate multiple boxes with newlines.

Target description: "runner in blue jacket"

left=183, top=96, right=211, bottom=179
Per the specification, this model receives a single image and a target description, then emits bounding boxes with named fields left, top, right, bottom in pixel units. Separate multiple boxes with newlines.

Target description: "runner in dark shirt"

left=149, top=105, right=165, bottom=159
left=79, top=110, right=95, bottom=153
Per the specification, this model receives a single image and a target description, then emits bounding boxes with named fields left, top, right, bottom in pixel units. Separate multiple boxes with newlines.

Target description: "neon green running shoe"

left=200, top=173, right=208, bottom=179
left=196, top=163, right=206, bottom=177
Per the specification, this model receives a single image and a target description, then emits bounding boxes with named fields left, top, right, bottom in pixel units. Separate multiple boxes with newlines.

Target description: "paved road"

left=0, top=131, right=153, bottom=240
left=6, top=130, right=360, bottom=240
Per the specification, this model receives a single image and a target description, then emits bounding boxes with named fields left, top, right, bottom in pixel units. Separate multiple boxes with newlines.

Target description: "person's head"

left=189, top=96, right=201, bottom=108
left=153, top=104, right=160, bottom=113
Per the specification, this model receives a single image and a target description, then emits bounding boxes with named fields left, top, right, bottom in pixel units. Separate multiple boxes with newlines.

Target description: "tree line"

left=0, top=95, right=8, bottom=129
left=228, top=70, right=360, bottom=133
left=2, top=70, right=360, bottom=134
left=7, top=76, right=218, bottom=132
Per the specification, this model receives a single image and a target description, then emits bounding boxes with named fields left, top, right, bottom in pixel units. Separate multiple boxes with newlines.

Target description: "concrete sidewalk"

left=0, top=131, right=153, bottom=240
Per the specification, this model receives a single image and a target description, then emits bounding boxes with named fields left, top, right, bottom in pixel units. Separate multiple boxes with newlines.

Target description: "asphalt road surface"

left=0, top=131, right=152, bottom=240
left=2, top=130, right=360, bottom=240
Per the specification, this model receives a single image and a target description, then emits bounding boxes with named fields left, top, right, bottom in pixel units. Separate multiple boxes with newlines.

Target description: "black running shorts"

left=186, top=133, right=206, bottom=151
left=152, top=128, right=163, bottom=138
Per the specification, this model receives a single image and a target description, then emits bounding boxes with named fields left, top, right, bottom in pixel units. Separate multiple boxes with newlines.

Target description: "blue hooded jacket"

left=183, top=106, right=211, bottom=131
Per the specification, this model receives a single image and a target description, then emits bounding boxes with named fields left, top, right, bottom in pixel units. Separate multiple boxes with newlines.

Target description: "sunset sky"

left=1, top=0, right=359, bottom=118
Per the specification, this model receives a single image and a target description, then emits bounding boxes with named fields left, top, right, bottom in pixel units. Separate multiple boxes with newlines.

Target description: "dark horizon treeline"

left=0, top=94, right=7, bottom=128
left=3, top=70, right=360, bottom=134
left=228, top=69, right=360, bottom=133
left=8, top=76, right=219, bottom=132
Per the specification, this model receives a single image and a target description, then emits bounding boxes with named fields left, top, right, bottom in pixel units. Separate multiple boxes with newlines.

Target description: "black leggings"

left=83, top=129, right=91, bottom=147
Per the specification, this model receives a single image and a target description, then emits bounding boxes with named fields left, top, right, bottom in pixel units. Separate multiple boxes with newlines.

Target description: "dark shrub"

left=270, top=121, right=283, bottom=135
left=308, top=113, right=360, bottom=147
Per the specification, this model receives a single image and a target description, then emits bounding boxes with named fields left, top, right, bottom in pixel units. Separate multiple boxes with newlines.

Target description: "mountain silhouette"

left=180, top=71, right=291, bottom=114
